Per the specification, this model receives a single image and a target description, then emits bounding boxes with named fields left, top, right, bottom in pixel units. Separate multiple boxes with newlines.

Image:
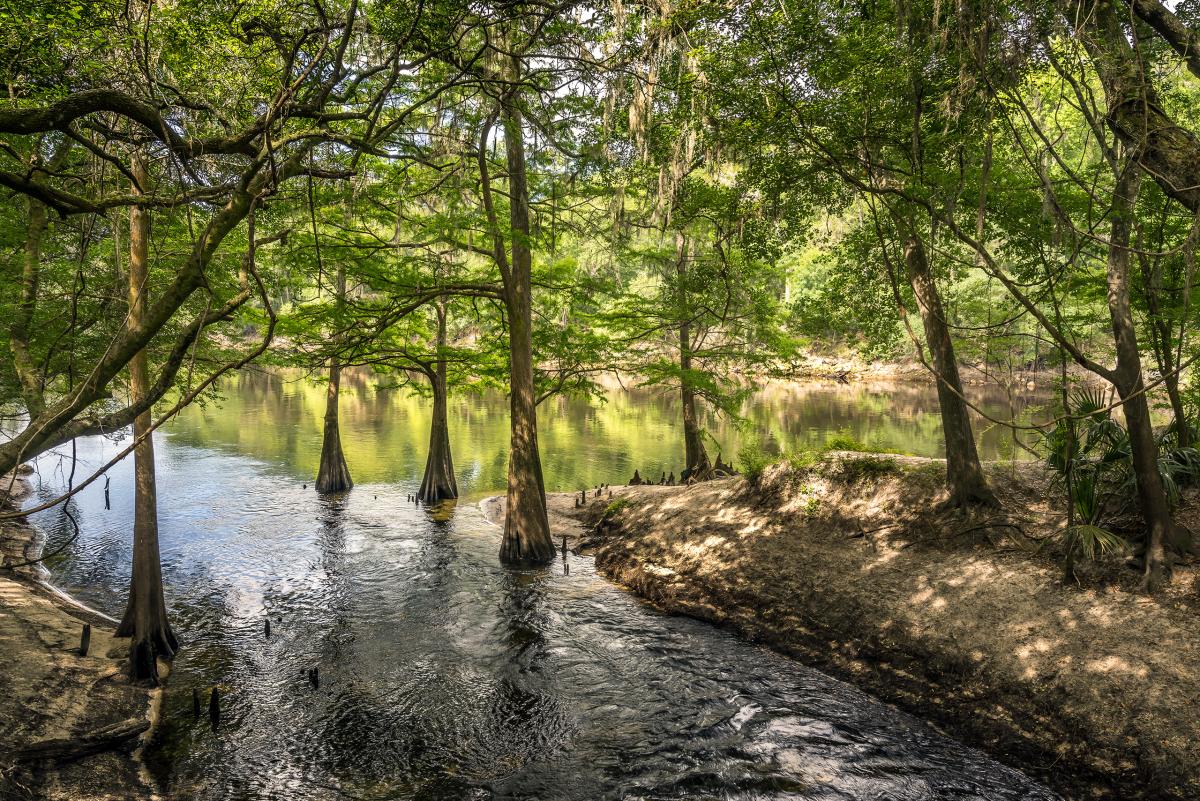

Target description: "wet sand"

left=1, top=476, right=161, bottom=801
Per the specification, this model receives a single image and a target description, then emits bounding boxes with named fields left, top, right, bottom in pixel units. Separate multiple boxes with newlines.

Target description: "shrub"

left=738, top=440, right=773, bottom=484
left=1043, top=387, right=1199, bottom=577
left=837, top=455, right=902, bottom=482
left=1044, top=387, right=1200, bottom=526
left=1060, top=524, right=1128, bottom=583
left=822, top=429, right=901, bottom=455
left=787, top=449, right=822, bottom=471
left=601, top=497, right=630, bottom=520
left=823, top=430, right=870, bottom=452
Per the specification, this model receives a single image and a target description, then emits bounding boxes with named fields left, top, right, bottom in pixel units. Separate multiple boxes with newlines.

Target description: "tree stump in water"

left=78, top=623, right=90, bottom=657
left=208, top=687, right=220, bottom=731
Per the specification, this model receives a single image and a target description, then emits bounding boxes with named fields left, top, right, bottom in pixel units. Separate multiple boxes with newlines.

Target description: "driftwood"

left=9, top=718, right=149, bottom=764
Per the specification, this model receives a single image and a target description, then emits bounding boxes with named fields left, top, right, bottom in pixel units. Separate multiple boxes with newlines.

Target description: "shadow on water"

left=23, top=377, right=1063, bottom=800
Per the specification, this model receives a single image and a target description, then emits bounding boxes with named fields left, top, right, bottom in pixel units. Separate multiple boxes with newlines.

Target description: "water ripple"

left=26, top=432, right=1061, bottom=801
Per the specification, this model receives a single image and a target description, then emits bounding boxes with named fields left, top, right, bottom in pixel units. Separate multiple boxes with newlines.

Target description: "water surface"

left=25, top=374, right=1059, bottom=800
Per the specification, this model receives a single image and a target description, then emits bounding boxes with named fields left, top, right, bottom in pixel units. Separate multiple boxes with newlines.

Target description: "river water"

left=25, top=372, right=1058, bottom=800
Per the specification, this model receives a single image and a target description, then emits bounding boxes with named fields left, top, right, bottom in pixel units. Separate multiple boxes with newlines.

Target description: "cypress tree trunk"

left=12, top=191, right=47, bottom=418
left=901, top=230, right=998, bottom=508
left=418, top=300, right=457, bottom=503
left=315, top=263, right=352, bottom=494
left=677, top=234, right=710, bottom=480
left=1105, top=169, right=1174, bottom=591
left=12, top=140, right=69, bottom=419
left=115, top=153, right=178, bottom=683
left=497, top=96, right=554, bottom=566
left=680, top=347, right=711, bottom=481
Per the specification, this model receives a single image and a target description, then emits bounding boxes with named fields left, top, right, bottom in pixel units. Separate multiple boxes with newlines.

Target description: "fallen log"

left=9, top=717, right=149, bottom=764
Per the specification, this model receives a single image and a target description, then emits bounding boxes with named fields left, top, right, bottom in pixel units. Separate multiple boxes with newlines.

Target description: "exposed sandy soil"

left=0, top=476, right=161, bottom=801
left=489, top=457, right=1200, bottom=801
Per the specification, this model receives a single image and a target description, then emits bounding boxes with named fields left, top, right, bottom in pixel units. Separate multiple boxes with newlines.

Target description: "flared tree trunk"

left=115, top=153, right=178, bottom=683
left=1105, top=169, right=1174, bottom=591
left=497, top=96, right=554, bottom=566
left=316, top=263, right=352, bottom=494
left=418, top=300, right=457, bottom=503
left=680, top=354, right=711, bottom=481
left=902, top=230, right=997, bottom=508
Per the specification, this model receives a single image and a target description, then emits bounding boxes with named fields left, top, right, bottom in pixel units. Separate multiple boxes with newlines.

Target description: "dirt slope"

left=551, top=456, right=1199, bottom=801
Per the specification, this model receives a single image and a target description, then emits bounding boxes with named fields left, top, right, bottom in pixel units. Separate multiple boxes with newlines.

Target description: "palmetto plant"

left=1059, top=524, right=1129, bottom=582
left=1043, top=388, right=1200, bottom=578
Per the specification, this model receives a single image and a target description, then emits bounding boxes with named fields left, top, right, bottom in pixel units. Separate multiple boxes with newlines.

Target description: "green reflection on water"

left=166, top=370, right=1052, bottom=499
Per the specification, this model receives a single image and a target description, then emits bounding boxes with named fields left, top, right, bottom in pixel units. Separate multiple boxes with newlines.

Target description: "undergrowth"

left=738, top=428, right=908, bottom=486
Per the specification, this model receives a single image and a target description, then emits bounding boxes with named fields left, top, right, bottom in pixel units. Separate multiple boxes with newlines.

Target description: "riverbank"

left=0, top=476, right=161, bottom=800
left=496, top=456, right=1200, bottom=801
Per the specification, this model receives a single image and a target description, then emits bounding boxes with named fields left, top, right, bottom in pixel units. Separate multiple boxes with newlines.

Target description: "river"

left=24, top=372, right=1059, bottom=800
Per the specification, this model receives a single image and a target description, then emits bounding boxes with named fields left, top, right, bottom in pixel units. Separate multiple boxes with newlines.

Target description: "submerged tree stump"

left=208, top=687, right=220, bottom=731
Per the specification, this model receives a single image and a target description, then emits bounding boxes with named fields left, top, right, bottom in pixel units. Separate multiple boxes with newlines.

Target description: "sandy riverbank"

left=0, top=476, right=161, bottom=800
left=487, top=458, right=1200, bottom=801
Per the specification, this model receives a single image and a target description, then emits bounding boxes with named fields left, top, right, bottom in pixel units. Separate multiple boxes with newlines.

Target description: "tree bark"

left=418, top=299, right=457, bottom=503
left=1105, top=168, right=1174, bottom=591
left=1079, top=0, right=1200, bottom=213
left=901, top=229, right=997, bottom=508
left=114, top=153, right=177, bottom=683
left=497, top=97, right=554, bottom=566
left=315, top=264, right=352, bottom=493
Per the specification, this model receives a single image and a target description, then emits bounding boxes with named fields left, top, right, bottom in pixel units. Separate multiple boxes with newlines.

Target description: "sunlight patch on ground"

left=1085, top=655, right=1148, bottom=678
